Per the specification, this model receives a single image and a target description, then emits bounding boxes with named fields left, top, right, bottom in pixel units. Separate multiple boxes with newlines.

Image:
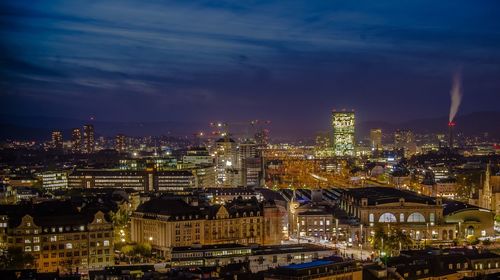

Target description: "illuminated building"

left=370, top=128, right=382, bottom=150
left=130, top=198, right=283, bottom=258
left=394, top=129, right=416, bottom=156
left=83, top=124, right=95, bottom=154
left=340, top=187, right=494, bottom=242
left=331, top=110, right=355, bottom=157
left=215, top=137, right=240, bottom=187
left=478, top=163, right=500, bottom=216
left=68, top=169, right=197, bottom=191
left=71, top=128, right=82, bottom=153
left=171, top=244, right=334, bottom=273
left=182, top=147, right=213, bottom=166
left=314, top=132, right=335, bottom=158
left=240, top=140, right=262, bottom=187
left=115, top=134, right=126, bottom=153
left=51, top=131, right=63, bottom=150
left=0, top=201, right=114, bottom=273
left=155, top=171, right=196, bottom=191
left=37, top=172, right=68, bottom=191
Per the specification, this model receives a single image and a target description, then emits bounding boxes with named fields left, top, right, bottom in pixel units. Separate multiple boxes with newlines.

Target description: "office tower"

left=239, top=140, right=261, bottom=187
left=370, top=128, right=382, bottom=150
left=115, top=134, right=126, bottom=152
left=51, top=131, right=63, bottom=150
left=71, top=128, right=82, bottom=153
left=83, top=124, right=95, bottom=154
left=394, top=129, right=416, bottom=156
left=215, top=137, right=240, bottom=187
left=332, top=110, right=355, bottom=156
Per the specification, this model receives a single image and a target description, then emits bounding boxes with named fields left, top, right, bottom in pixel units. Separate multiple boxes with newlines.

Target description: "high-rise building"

left=83, top=124, right=95, bottom=154
left=394, top=129, right=416, bottom=156
left=71, top=128, right=82, bottom=153
left=115, top=134, right=126, bottom=153
left=215, top=137, right=240, bottom=187
left=240, top=140, right=261, bottom=187
left=370, top=128, right=382, bottom=150
left=51, top=131, right=63, bottom=150
left=332, top=110, right=355, bottom=156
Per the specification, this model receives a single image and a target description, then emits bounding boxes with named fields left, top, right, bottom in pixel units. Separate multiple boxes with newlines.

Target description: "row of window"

left=370, top=212, right=435, bottom=223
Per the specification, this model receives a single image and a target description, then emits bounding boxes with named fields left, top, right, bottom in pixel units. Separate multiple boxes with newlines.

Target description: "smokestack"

left=448, top=121, right=455, bottom=148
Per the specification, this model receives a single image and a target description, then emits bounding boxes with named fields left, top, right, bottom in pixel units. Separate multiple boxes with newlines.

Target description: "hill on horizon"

left=1, top=111, right=499, bottom=141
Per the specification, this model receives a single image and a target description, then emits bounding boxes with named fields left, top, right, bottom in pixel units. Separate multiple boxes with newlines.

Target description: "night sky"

left=1, top=1, right=500, bottom=132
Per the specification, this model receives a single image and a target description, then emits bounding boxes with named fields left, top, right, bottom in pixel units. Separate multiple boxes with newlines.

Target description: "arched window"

left=369, top=213, right=374, bottom=223
left=400, top=213, right=405, bottom=222
left=378, top=213, right=397, bottom=223
left=407, top=212, right=426, bottom=223
left=467, top=226, right=474, bottom=236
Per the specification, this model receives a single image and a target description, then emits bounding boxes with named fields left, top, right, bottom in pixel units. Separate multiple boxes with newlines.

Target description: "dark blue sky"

left=1, top=0, right=500, bottom=131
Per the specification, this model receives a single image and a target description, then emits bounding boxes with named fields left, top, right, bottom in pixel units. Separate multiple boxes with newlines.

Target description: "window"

left=34, top=245, right=40, bottom=251
left=50, top=236, right=57, bottom=242
left=66, top=243, right=72, bottom=249
left=407, top=212, right=426, bottom=223
left=103, top=240, right=110, bottom=246
left=430, top=213, right=435, bottom=223
left=33, top=237, right=40, bottom=243
left=379, top=213, right=397, bottom=223
left=400, top=213, right=405, bottom=222
left=326, top=220, right=330, bottom=226
left=369, top=213, right=374, bottom=223
left=25, top=246, right=31, bottom=252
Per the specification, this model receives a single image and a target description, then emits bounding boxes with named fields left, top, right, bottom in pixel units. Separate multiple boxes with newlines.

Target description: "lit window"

left=50, top=236, right=57, bottom=242
left=25, top=246, right=31, bottom=252
left=66, top=243, right=72, bottom=249
left=400, top=213, right=405, bottom=222
left=369, top=214, right=374, bottom=223
left=34, top=246, right=40, bottom=251
left=379, top=213, right=397, bottom=223
left=103, top=240, right=110, bottom=246
left=33, top=237, right=40, bottom=243
left=407, top=213, right=426, bottom=223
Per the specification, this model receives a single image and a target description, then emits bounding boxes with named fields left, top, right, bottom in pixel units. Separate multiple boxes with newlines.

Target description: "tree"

left=370, top=227, right=413, bottom=257
left=0, top=246, right=35, bottom=270
left=387, top=229, right=413, bottom=254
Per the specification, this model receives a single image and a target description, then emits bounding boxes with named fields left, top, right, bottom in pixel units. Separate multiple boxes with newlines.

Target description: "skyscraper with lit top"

left=332, top=110, right=355, bottom=156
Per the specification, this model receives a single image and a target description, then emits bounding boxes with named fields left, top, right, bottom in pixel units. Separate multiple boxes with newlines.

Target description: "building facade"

left=0, top=202, right=114, bottom=274
left=83, top=124, right=95, bottom=154
left=130, top=198, right=283, bottom=258
left=332, top=110, right=355, bottom=157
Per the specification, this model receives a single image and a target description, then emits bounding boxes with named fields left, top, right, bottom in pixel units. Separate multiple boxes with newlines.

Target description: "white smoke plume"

left=449, top=71, right=463, bottom=122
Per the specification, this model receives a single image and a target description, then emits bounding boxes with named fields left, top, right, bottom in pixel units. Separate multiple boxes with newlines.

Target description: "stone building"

left=130, top=197, right=283, bottom=258
left=0, top=201, right=114, bottom=274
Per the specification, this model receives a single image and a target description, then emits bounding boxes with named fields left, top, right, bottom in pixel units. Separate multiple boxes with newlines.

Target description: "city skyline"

left=2, top=0, right=500, bottom=133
